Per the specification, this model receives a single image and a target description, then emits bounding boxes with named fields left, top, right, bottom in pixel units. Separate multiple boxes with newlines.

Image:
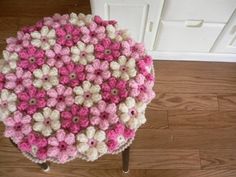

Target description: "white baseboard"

left=148, top=51, right=236, bottom=62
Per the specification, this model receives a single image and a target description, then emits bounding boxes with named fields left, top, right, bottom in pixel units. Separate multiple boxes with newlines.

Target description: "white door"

left=90, top=0, right=164, bottom=50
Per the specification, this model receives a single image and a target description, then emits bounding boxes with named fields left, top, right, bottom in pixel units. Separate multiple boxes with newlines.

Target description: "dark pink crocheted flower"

left=93, top=15, right=117, bottom=27
left=0, top=73, right=5, bottom=91
left=56, top=24, right=81, bottom=47
left=95, top=38, right=121, bottom=61
left=18, top=45, right=45, bottom=72
left=59, top=62, right=85, bottom=87
left=61, top=104, right=89, bottom=133
left=101, top=77, right=128, bottom=104
left=18, top=132, right=48, bottom=160
left=17, top=86, right=46, bottom=115
left=137, top=57, right=154, bottom=81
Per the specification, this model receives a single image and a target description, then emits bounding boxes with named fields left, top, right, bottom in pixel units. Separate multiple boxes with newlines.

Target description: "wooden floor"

left=1, top=0, right=236, bottom=177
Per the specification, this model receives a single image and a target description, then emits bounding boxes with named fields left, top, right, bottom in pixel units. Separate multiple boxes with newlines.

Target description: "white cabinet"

left=91, top=0, right=236, bottom=62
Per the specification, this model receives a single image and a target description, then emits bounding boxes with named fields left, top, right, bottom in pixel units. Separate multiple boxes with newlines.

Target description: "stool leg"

left=122, top=146, right=130, bottom=173
left=9, top=138, right=50, bottom=172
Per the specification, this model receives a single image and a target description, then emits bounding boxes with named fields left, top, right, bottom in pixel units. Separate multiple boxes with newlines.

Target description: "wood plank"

left=130, top=149, right=200, bottom=169
left=133, top=129, right=236, bottom=149
left=149, top=93, right=218, bottom=111
left=155, top=61, right=236, bottom=94
left=218, top=94, right=236, bottom=110
left=0, top=0, right=91, bottom=17
left=200, top=149, right=236, bottom=170
left=146, top=169, right=236, bottom=177
left=141, top=109, right=168, bottom=129
left=0, top=17, right=18, bottom=43
left=168, top=111, right=236, bottom=130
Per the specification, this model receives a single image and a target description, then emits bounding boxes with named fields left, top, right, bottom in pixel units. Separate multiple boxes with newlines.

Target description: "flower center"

left=111, top=88, right=119, bottom=96
left=72, top=116, right=79, bottom=123
left=69, top=73, right=76, bottom=79
left=129, top=108, right=137, bottom=117
left=84, top=92, right=91, bottom=99
left=29, top=98, right=37, bottom=105
left=16, top=40, right=22, bottom=45
left=80, top=51, right=87, bottom=57
left=43, top=75, right=49, bottom=81
left=59, top=141, right=68, bottom=151
left=100, top=112, right=108, bottom=120
left=65, top=34, right=72, bottom=39
left=90, top=32, right=96, bottom=37
left=29, top=57, right=36, bottom=63
left=120, top=66, right=127, bottom=72
left=95, top=70, right=101, bottom=75
left=16, top=78, right=23, bottom=85
left=1, top=101, right=8, bottom=108
left=14, top=122, right=22, bottom=131
left=57, top=96, right=64, bottom=102
left=104, top=49, right=111, bottom=55
left=88, top=139, right=97, bottom=147
left=41, top=36, right=48, bottom=42
left=56, top=55, right=61, bottom=60
left=139, top=85, right=146, bottom=91
left=44, top=118, right=51, bottom=125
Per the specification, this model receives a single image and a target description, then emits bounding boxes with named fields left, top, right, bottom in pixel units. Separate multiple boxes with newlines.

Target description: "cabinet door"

left=212, top=10, right=236, bottom=54
left=90, top=0, right=164, bottom=50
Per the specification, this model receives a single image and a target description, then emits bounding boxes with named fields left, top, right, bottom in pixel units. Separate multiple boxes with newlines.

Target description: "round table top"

left=0, top=13, right=155, bottom=163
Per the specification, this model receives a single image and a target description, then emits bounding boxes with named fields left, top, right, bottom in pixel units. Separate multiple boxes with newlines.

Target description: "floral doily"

left=0, top=13, right=155, bottom=163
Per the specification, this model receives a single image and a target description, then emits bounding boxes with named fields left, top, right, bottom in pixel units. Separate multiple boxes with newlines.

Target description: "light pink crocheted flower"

left=3, top=111, right=31, bottom=143
left=56, top=24, right=81, bottom=47
left=137, top=57, right=155, bottom=81
left=18, top=132, right=48, bottom=160
left=4, top=67, right=32, bottom=94
left=90, top=100, right=118, bottom=130
left=59, top=62, right=85, bottom=87
left=18, top=45, right=45, bottom=72
left=61, top=104, right=89, bottom=133
left=122, top=39, right=145, bottom=60
left=129, top=74, right=155, bottom=103
left=106, top=123, right=134, bottom=152
left=85, top=59, right=111, bottom=85
left=45, top=44, right=71, bottom=68
left=93, top=15, right=117, bottom=27
left=47, top=84, right=74, bottom=111
left=47, top=129, right=77, bottom=163
left=0, top=73, right=5, bottom=91
left=80, top=21, right=106, bottom=44
left=17, top=86, right=46, bottom=115
left=95, top=38, right=121, bottom=61
left=6, top=31, right=31, bottom=52
left=44, top=13, right=69, bottom=28
left=101, top=77, right=128, bottom=104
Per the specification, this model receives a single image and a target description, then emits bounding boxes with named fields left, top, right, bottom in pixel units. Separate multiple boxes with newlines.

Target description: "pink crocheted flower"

left=137, top=58, right=155, bottom=81
left=44, top=13, right=69, bottom=28
left=59, top=62, right=85, bottom=87
left=0, top=73, right=5, bottom=91
left=47, top=84, right=74, bottom=111
left=101, top=77, right=128, bottom=104
left=17, top=86, right=46, bottom=115
left=45, top=44, right=71, bottom=68
left=80, top=21, right=106, bottom=44
left=93, top=15, right=117, bottom=27
left=61, top=104, right=89, bottom=133
left=47, top=129, right=77, bottom=163
left=56, top=24, right=81, bottom=47
left=3, top=111, right=32, bottom=143
left=18, top=45, right=45, bottom=72
left=95, top=38, right=121, bottom=61
left=85, top=59, right=111, bottom=85
left=129, top=74, right=155, bottom=103
left=6, top=31, right=31, bottom=52
left=122, top=39, right=145, bottom=60
left=90, top=100, right=118, bottom=130
left=18, top=132, right=48, bottom=160
left=106, top=123, right=135, bottom=152
left=4, top=67, right=32, bottom=94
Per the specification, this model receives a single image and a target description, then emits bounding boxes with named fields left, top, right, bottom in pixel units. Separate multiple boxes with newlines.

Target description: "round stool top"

left=0, top=13, right=155, bottom=163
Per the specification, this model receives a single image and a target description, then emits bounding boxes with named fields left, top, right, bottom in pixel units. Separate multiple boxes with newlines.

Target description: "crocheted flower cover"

left=0, top=13, right=155, bottom=163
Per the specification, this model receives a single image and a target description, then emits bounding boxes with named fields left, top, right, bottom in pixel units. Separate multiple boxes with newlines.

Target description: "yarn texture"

left=0, top=13, right=155, bottom=163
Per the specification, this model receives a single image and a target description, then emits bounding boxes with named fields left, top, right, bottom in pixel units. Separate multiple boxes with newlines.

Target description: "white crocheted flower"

left=106, top=25, right=129, bottom=41
left=33, top=107, right=61, bottom=136
left=69, top=13, right=92, bottom=27
left=73, top=81, right=101, bottom=107
left=110, top=56, right=137, bottom=81
left=33, top=64, right=59, bottom=90
left=1, top=50, right=18, bottom=74
left=77, top=126, right=108, bottom=161
left=71, top=41, right=95, bottom=65
left=118, top=97, right=146, bottom=129
left=0, top=89, right=17, bottom=121
left=31, top=26, right=56, bottom=50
